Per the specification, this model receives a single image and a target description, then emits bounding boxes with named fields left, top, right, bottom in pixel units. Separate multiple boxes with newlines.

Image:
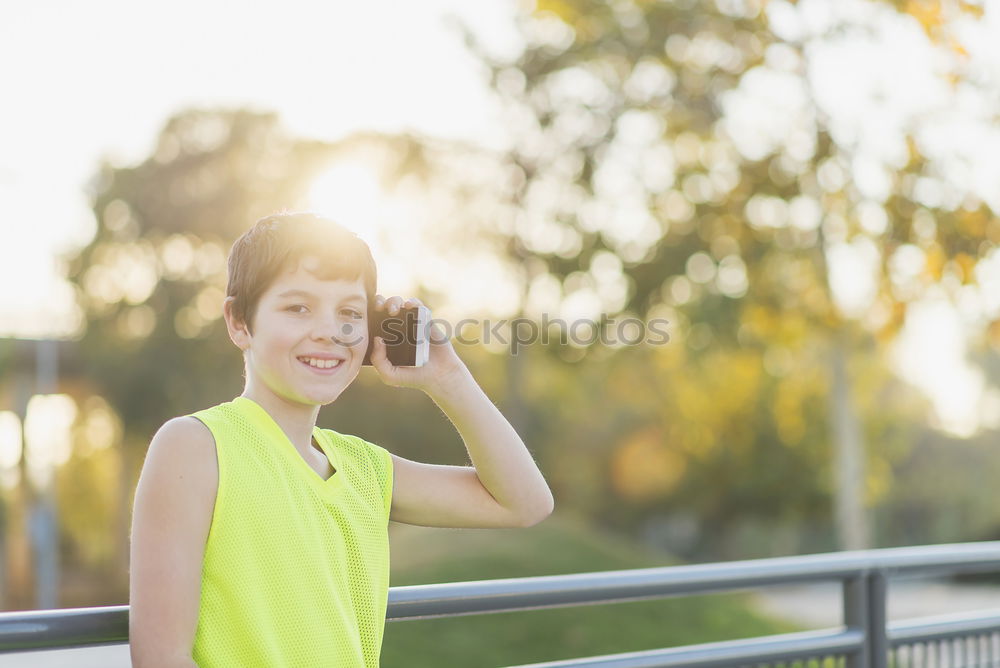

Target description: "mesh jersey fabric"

left=187, top=396, right=393, bottom=667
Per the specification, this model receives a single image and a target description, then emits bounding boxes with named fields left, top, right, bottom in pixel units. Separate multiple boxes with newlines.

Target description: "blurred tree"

left=412, top=0, right=998, bottom=551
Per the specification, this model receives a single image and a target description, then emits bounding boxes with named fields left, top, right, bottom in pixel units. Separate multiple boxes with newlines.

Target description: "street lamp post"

left=28, top=338, right=60, bottom=610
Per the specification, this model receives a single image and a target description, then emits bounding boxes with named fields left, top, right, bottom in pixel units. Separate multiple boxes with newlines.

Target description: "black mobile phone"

left=362, top=304, right=430, bottom=367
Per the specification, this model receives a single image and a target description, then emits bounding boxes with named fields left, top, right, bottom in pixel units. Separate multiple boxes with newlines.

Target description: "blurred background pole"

left=30, top=338, right=59, bottom=609
left=831, top=333, right=869, bottom=551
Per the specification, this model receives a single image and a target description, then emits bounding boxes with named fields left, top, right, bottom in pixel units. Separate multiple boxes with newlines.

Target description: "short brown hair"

left=227, top=212, right=377, bottom=333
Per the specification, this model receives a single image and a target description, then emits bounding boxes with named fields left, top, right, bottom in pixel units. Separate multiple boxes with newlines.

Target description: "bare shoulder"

left=139, top=416, right=219, bottom=501
left=154, top=414, right=215, bottom=444
left=149, top=415, right=216, bottom=462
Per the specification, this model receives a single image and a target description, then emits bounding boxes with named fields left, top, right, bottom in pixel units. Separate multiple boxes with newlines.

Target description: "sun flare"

left=307, top=162, right=385, bottom=247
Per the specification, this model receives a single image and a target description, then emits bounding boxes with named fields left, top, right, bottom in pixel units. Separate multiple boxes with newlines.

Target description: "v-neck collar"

left=232, top=396, right=344, bottom=495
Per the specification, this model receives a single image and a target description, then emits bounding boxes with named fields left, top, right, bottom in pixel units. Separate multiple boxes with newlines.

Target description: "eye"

left=342, top=308, right=364, bottom=319
left=286, top=304, right=308, bottom=314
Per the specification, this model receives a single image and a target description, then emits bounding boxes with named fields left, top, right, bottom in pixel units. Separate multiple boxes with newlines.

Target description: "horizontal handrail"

left=387, top=541, right=1000, bottom=620
left=0, top=605, right=128, bottom=652
left=2, top=542, right=1000, bottom=657
left=888, top=608, right=1000, bottom=645
left=502, top=628, right=865, bottom=668
left=503, top=611, right=1000, bottom=667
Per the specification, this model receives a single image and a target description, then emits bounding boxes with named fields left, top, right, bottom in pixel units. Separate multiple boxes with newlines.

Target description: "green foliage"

left=874, top=428, right=1000, bottom=546
left=501, top=338, right=931, bottom=559
left=424, top=0, right=1000, bottom=553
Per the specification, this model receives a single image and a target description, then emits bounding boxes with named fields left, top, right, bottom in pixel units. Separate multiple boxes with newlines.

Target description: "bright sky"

left=1, top=0, right=998, bottom=436
left=0, top=0, right=521, bottom=335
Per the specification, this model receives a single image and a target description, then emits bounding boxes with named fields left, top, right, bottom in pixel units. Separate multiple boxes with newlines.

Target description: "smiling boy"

left=128, top=212, right=555, bottom=667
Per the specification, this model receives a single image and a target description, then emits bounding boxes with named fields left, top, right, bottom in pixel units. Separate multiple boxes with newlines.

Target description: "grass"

left=380, top=511, right=800, bottom=667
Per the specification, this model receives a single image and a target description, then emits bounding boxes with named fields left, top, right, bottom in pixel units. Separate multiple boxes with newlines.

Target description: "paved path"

left=752, top=579, right=1000, bottom=627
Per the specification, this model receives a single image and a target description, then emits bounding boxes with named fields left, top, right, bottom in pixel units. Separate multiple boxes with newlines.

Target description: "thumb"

left=371, top=336, right=395, bottom=372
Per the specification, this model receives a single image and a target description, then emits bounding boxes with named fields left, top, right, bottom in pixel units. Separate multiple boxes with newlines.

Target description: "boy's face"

left=227, top=256, right=369, bottom=408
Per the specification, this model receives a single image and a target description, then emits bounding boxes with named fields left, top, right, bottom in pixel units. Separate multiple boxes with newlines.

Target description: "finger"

left=429, top=321, right=449, bottom=344
left=387, top=296, right=404, bottom=314
left=374, top=294, right=385, bottom=310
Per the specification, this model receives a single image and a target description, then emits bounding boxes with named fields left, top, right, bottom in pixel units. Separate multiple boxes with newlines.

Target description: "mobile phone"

left=362, top=304, right=430, bottom=367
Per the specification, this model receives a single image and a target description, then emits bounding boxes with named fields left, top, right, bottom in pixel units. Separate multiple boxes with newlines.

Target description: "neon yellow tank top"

left=188, top=396, right=393, bottom=667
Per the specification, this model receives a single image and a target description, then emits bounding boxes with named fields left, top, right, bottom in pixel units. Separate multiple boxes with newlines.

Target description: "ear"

left=223, top=296, right=251, bottom=352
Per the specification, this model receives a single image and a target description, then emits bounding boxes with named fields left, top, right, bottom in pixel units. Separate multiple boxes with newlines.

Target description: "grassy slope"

left=380, top=511, right=799, bottom=667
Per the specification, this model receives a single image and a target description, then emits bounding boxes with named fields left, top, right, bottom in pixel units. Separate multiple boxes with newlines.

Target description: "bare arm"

left=388, top=365, right=555, bottom=528
left=428, top=366, right=554, bottom=524
left=129, top=417, right=218, bottom=667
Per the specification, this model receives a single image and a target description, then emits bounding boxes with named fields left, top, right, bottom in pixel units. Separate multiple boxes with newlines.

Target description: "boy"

left=128, top=212, right=555, bottom=667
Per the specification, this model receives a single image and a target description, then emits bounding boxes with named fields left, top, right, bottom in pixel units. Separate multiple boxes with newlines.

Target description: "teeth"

left=300, top=357, right=342, bottom=369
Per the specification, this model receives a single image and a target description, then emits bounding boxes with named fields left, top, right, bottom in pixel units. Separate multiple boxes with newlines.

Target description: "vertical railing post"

left=844, top=573, right=870, bottom=668
left=867, top=570, right=888, bottom=668
left=844, top=570, right=889, bottom=668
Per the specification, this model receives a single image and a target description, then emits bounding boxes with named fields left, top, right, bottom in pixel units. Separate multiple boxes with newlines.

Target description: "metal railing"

left=3, top=542, right=1000, bottom=666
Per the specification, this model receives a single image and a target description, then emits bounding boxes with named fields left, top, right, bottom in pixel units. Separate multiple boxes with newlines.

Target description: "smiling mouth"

left=298, top=356, right=344, bottom=370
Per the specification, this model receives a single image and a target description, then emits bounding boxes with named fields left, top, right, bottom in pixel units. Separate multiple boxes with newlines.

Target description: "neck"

left=241, top=387, right=321, bottom=455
